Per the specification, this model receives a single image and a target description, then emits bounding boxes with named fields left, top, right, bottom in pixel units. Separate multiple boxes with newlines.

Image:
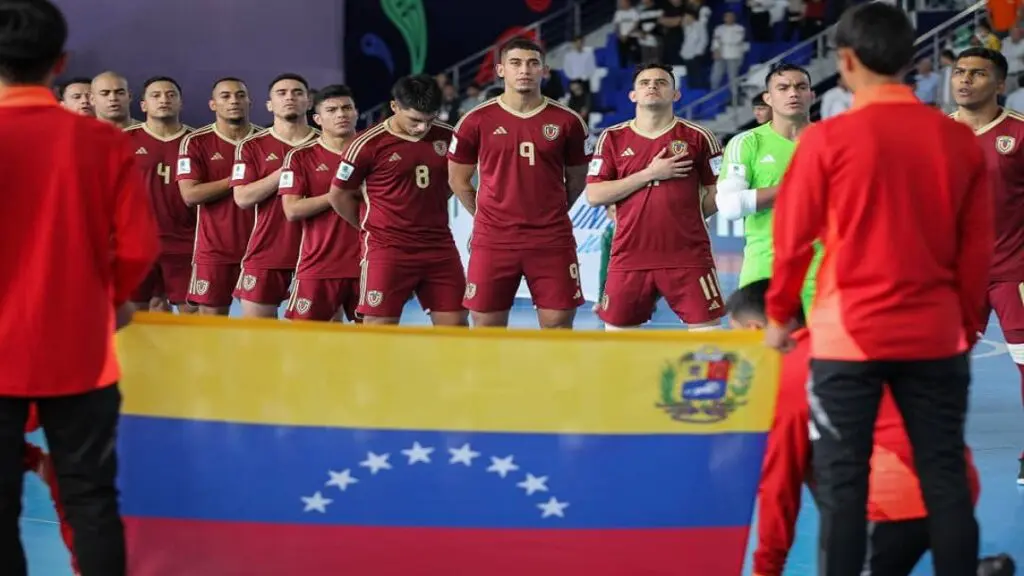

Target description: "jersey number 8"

left=415, top=165, right=430, bottom=189
left=519, top=142, right=535, bottom=167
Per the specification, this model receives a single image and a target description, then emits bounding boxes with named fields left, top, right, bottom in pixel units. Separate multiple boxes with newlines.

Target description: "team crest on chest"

left=996, top=135, right=1016, bottom=155
left=670, top=140, right=688, bottom=156
left=433, top=140, right=448, bottom=156
left=542, top=124, right=560, bottom=141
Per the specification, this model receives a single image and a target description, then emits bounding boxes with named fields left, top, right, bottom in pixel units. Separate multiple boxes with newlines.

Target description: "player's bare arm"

left=179, top=177, right=232, bottom=207
left=701, top=185, right=719, bottom=217
left=565, top=164, right=588, bottom=205
left=448, top=161, right=478, bottom=215
left=586, top=148, right=691, bottom=205
left=281, top=193, right=332, bottom=222
left=327, top=184, right=362, bottom=229
left=234, top=168, right=282, bottom=209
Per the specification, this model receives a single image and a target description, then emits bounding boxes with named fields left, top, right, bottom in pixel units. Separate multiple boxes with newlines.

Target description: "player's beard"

left=281, top=112, right=301, bottom=121
left=223, top=116, right=245, bottom=126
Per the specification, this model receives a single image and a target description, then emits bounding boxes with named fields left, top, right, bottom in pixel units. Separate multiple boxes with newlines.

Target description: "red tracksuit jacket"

left=753, top=330, right=980, bottom=576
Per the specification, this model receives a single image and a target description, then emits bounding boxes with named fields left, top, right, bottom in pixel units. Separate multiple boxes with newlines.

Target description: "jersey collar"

left=0, top=86, right=59, bottom=108
left=850, top=83, right=917, bottom=111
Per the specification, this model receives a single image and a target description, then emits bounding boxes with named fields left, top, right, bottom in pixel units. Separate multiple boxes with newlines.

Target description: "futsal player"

left=231, top=73, right=318, bottom=318
left=91, top=71, right=137, bottom=128
left=176, top=78, right=261, bottom=316
left=765, top=4, right=991, bottom=574
left=124, top=76, right=195, bottom=314
left=584, top=63, right=725, bottom=330
left=752, top=91, right=772, bottom=124
left=716, top=63, right=821, bottom=314
left=280, top=85, right=362, bottom=322
left=58, top=77, right=93, bottom=116
left=448, top=38, right=590, bottom=329
left=950, top=47, right=1024, bottom=484
left=330, top=75, right=468, bottom=326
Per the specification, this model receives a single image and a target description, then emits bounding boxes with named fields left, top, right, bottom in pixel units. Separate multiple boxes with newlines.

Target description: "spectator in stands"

left=541, top=67, right=565, bottom=100
left=802, top=0, right=826, bottom=39
left=1006, top=75, right=1024, bottom=112
left=938, top=49, right=956, bottom=112
left=976, top=21, right=1001, bottom=50
left=563, top=36, right=597, bottom=92
left=613, top=0, right=642, bottom=68
left=820, top=76, right=852, bottom=118
left=686, top=0, right=712, bottom=26
left=438, top=83, right=462, bottom=125
left=637, top=0, right=664, bottom=62
left=752, top=91, right=772, bottom=123
left=567, top=80, right=592, bottom=124
left=710, top=11, right=747, bottom=95
left=659, top=0, right=686, bottom=65
left=435, top=73, right=450, bottom=90
left=460, top=83, right=483, bottom=113
left=1002, top=26, right=1024, bottom=83
left=681, top=12, right=709, bottom=88
left=748, top=0, right=774, bottom=42
left=913, top=56, right=940, bottom=105
left=784, top=0, right=805, bottom=40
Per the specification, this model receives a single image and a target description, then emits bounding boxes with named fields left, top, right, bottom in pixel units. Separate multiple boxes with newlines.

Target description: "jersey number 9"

left=415, top=165, right=430, bottom=189
left=519, top=142, right=535, bottom=167
left=157, top=162, right=172, bottom=185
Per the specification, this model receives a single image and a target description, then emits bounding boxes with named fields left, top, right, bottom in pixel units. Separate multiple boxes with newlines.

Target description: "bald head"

left=91, top=71, right=131, bottom=125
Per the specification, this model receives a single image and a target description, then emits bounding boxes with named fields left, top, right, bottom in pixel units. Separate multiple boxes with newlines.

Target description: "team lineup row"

left=70, top=37, right=741, bottom=331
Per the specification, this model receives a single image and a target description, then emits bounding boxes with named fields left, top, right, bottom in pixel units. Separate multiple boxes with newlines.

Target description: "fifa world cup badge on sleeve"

left=588, top=158, right=603, bottom=177
left=709, top=156, right=723, bottom=176
left=448, top=136, right=458, bottom=155
left=279, top=170, right=294, bottom=189
left=336, top=162, right=354, bottom=182
left=232, top=163, right=246, bottom=180
left=656, top=346, right=753, bottom=423
left=177, top=157, right=191, bottom=176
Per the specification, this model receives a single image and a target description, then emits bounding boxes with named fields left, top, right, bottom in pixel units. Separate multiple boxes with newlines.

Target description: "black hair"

left=0, top=0, right=68, bottom=84
left=500, top=37, right=545, bottom=60
left=977, top=20, right=992, bottom=32
left=940, top=49, right=956, bottom=62
left=632, top=62, right=675, bottom=85
left=142, top=75, right=182, bottom=95
left=268, top=72, right=309, bottom=93
left=956, top=47, right=1009, bottom=81
left=391, top=74, right=443, bottom=114
left=765, top=62, right=812, bottom=88
left=57, top=76, right=92, bottom=99
left=751, top=92, right=768, bottom=107
left=211, top=76, right=247, bottom=94
left=725, top=279, right=807, bottom=327
left=834, top=2, right=915, bottom=77
left=314, top=84, right=354, bottom=110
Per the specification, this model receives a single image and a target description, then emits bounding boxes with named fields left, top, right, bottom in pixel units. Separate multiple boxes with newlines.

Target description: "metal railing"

left=356, top=0, right=615, bottom=126
left=914, top=0, right=985, bottom=64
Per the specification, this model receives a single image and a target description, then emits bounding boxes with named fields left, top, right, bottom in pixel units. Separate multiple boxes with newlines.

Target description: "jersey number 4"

left=157, top=162, right=172, bottom=185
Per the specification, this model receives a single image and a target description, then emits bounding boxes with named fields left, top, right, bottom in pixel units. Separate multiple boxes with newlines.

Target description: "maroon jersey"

left=279, top=138, right=361, bottom=279
left=334, top=120, right=457, bottom=259
left=176, top=123, right=261, bottom=265
left=232, top=128, right=319, bottom=270
left=125, top=123, right=194, bottom=255
left=957, top=108, right=1024, bottom=281
left=448, top=97, right=589, bottom=250
left=587, top=119, right=722, bottom=271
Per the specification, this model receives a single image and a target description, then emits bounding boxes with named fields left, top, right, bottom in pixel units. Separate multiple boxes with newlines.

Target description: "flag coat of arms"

left=117, top=315, right=780, bottom=575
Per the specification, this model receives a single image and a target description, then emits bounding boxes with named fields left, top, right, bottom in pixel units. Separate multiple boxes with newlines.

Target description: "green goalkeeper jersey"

left=718, top=122, right=823, bottom=313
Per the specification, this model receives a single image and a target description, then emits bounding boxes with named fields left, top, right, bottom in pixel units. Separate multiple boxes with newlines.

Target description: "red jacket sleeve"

left=110, top=138, right=160, bottom=306
left=956, top=148, right=994, bottom=345
left=766, top=125, right=829, bottom=326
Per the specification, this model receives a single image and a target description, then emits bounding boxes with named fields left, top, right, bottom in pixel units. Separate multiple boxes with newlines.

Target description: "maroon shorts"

left=464, top=246, right=584, bottom=313
left=285, top=278, right=361, bottom=322
left=983, top=280, right=1024, bottom=342
left=233, top=267, right=293, bottom=306
left=598, top=267, right=726, bottom=327
left=188, top=263, right=240, bottom=308
left=130, top=253, right=194, bottom=304
left=130, top=265, right=164, bottom=303
left=358, top=255, right=466, bottom=318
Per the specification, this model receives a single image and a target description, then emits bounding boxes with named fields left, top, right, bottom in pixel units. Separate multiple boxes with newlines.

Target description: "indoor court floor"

left=18, top=268, right=1024, bottom=575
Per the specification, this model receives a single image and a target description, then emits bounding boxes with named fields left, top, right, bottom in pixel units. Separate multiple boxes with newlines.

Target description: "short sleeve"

left=175, top=134, right=206, bottom=182
left=278, top=150, right=305, bottom=197
left=717, top=130, right=755, bottom=188
left=447, top=112, right=480, bottom=164
left=230, top=140, right=258, bottom=187
left=333, top=137, right=373, bottom=189
left=565, top=112, right=591, bottom=167
left=585, top=129, right=619, bottom=185
left=697, top=129, right=724, bottom=186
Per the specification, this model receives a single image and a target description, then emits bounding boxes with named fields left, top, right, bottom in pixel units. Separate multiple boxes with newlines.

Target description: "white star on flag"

left=537, top=496, right=569, bottom=518
left=517, top=473, right=549, bottom=495
left=401, top=442, right=434, bottom=465
left=359, top=452, right=392, bottom=475
left=301, top=491, right=332, bottom=513
left=486, top=455, right=520, bottom=478
left=448, top=443, right=481, bottom=466
left=325, top=469, right=358, bottom=491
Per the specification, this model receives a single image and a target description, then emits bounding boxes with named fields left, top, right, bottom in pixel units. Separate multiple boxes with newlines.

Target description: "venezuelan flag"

left=117, top=315, right=780, bottom=576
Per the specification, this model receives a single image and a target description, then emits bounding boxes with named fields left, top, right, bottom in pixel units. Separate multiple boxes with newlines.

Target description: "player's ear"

left=208, top=99, right=217, bottom=113
left=140, top=99, right=148, bottom=114
left=628, top=89, right=638, bottom=104
left=672, top=89, right=681, bottom=103
left=495, top=62, right=505, bottom=80
left=266, top=100, right=273, bottom=113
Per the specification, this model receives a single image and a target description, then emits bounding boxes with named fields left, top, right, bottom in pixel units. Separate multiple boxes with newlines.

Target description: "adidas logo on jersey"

left=388, top=153, right=402, bottom=162
left=315, top=163, right=330, bottom=172
left=760, top=154, right=775, bottom=163
left=708, top=300, right=721, bottom=311
left=266, top=153, right=280, bottom=162
left=210, top=152, right=224, bottom=161
left=621, top=147, right=635, bottom=157
left=493, top=126, right=508, bottom=135
left=135, top=147, right=147, bottom=155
